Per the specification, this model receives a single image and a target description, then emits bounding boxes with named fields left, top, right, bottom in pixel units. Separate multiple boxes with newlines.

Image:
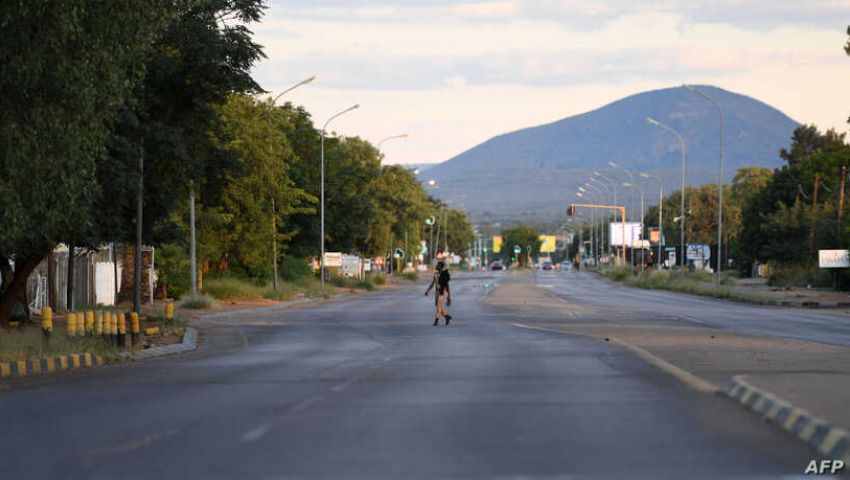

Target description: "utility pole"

left=189, top=180, right=197, bottom=297
left=838, top=166, right=846, bottom=235
left=272, top=198, right=277, bottom=290
left=809, top=173, right=821, bottom=261
left=134, top=143, right=143, bottom=314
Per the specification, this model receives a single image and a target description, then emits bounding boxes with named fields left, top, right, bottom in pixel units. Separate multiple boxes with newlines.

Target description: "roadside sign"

left=364, top=259, right=372, bottom=272
left=323, top=252, right=342, bottom=267
left=493, top=235, right=503, bottom=253
left=649, top=228, right=661, bottom=244
left=609, top=222, right=642, bottom=247
left=538, top=235, right=557, bottom=253
left=819, top=249, right=850, bottom=268
left=686, top=243, right=710, bottom=261
left=513, top=245, right=521, bottom=254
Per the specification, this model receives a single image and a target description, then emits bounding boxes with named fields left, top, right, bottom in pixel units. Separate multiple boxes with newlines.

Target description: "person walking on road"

left=425, top=261, right=452, bottom=326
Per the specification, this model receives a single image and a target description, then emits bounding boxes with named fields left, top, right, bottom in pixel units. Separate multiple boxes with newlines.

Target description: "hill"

left=423, top=85, right=799, bottom=226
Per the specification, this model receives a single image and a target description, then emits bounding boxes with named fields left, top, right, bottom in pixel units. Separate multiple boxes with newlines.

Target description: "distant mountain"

left=423, top=85, right=798, bottom=225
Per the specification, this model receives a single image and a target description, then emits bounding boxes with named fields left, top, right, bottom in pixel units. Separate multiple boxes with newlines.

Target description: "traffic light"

left=566, top=205, right=577, bottom=216
left=394, top=248, right=405, bottom=259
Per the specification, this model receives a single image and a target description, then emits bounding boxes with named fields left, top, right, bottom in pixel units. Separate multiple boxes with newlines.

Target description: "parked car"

left=560, top=261, right=572, bottom=271
left=490, top=261, right=505, bottom=271
left=542, top=261, right=554, bottom=270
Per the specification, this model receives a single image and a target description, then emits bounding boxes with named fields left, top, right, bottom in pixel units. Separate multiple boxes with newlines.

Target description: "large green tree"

left=502, top=225, right=542, bottom=267
left=0, top=1, right=171, bottom=320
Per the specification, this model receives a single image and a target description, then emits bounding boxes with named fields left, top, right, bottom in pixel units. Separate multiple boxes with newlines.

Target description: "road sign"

left=493, top=235, right=503, bottom=253
left=394, top=248, right=405, bottom=259
left=513, top=245, right=521, bottom=254
left=323, top=252, right=342, bottom=267
left=819, top=249, right=850, bottom=268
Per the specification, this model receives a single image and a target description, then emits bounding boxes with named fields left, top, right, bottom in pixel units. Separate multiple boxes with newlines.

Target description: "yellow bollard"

left=110, top=312, right=118, bottom=336
left=66, top=312, right=77, bottom=337
left=130, top=312, right=140, bottom=346
left=85, top=311, right=95, bottom=335
left=41, top=306, right=53, bottom=338
left=95, top=311, right=103, bottom=335
left=117, top=313, right=127, bottom=347
left=165, top=301, right=175, bottom=324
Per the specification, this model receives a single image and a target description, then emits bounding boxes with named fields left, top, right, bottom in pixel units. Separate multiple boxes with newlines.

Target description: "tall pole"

left=320, top=104, right=359, bottom=289
left=264, top=76, right=316, bottom=289
left=272, top=198, right=277, bottom=289
left=647, top=117, right=686, bottom=269
left=641, top=173, right=664, bottom=270
left=134, top=143, right=143, bottom=313
left=686, top=86, right=724, bottom=285
left=189, top=180, right=197, bottom=297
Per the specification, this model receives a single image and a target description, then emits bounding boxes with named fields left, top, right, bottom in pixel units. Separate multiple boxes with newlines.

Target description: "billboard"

left=538, top=235, right=557, bottom=253
left=609, top=222, right=642, bottom=247
left=493, top=235, right=503, bottom=253
left=819, top=250, right=850, bottom=268
left=686, top=244, right=711, bottom=261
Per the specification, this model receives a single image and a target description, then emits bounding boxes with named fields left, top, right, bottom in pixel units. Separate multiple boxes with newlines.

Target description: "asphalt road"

left=539, top=269, right=850, bottom=347
left=0, top=272, right=818, bottom=479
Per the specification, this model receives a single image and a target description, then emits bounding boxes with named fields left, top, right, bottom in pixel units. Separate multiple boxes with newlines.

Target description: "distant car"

left=560, top=261, right=572, bottom=271
left=490, top=261, right=505, bottom=271
left=542, top=261, right=554, bottom=271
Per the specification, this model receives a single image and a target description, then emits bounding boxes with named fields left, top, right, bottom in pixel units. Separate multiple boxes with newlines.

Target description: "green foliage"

left=280, top=256, right=312, bottom=281
left=180, top=294, right=219, bottom=310
left=402, top=271, right=420, bottom=282
left=502, top=225, right=542, bottom=266
left=372, top=274, right=388, bottom=286
left=0, top=1, right=173, bottom=319
left=0, top=328, right=124, bottom=363
left=203, top=276, right=265, bottom=300
left=157, top=244, right=191, bottom=299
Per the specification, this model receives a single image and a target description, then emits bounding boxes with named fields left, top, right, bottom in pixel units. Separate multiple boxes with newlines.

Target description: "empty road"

left=0, top=272, right=818, bottom=479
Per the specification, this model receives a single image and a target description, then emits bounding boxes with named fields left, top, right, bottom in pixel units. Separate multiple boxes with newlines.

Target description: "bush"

left=157, top=244, right=191, bottom=299
left=280, top=256, right=312, bottom=281
left=372, top=274, right=387, bottom=286
left=604, top=268, right=632, bottom=282
left=402, top=271, right=419, bottom=282
left=180, top=294, right=219, bottom=310
left=204, top=276, right=264, bottom=300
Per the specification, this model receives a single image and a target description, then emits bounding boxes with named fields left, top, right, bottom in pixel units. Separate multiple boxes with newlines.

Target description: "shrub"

left=157, top=243, right=191, bottom=299
left=179, top=294, right=219, bottom=310
left=204, top=276, right=264, bottom=300
left=372, top=274, right=387, bottom=286
left=402, top=271, right=419, bottom=282
left=280, top=256, right=312, bottom=281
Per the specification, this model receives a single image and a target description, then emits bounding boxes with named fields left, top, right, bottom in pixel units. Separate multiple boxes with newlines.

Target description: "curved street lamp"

left=320, top=103, right=360, bottom=289
left=640, top=172, right=664, bottom=270
left=647, top=116, right=686, bottom=268
left=685, top=85, right=725, bottom=285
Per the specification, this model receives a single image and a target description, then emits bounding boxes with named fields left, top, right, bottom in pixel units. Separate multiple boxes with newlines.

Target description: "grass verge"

left=602, top=268, right=758, bottom=303
left=0, top=329, right=124, bottom=363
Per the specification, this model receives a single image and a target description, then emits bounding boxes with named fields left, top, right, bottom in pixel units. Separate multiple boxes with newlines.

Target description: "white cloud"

left=253, top=1, right=850, bottom=164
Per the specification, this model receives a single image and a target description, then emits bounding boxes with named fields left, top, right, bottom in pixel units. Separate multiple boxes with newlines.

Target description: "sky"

left=251, top=0, right=850, bottom=166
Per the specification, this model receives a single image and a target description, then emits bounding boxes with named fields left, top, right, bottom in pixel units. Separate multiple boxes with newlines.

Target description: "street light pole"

left=321, top=104, right=360, bottom=289
left=647, top=117, right=686, bottom=269
left=686, top=85, right=725, bottom=285
left=377, top=133, right=409, bottom=150
left=258, top=76, right=316, bottom=290
left=640, top=173, right=664, bottom=270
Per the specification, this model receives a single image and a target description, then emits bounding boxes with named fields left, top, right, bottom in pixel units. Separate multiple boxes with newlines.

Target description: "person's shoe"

left=445, top=315, right=452, bottom=325
left=433, top=318, right=439, bottom=326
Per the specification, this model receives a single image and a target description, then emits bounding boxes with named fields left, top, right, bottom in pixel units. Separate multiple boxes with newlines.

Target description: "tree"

left=0, top=1, right=171, bottom=321
left=502, top=225, right=542, bottom=267
left=367, top=165, right=431, bottom=258
left=200, top=93, right=314, bottom=279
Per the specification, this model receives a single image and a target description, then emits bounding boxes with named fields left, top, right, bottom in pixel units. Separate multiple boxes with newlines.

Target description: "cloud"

left=252, top=1, right=850, bottom=164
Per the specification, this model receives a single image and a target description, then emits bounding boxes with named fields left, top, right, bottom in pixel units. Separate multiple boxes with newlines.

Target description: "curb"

left=126, top=327, right=198, bottom=361
left=0, top=353, right=101, bottom=380
left=724, top=375, right=850, bottom=462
